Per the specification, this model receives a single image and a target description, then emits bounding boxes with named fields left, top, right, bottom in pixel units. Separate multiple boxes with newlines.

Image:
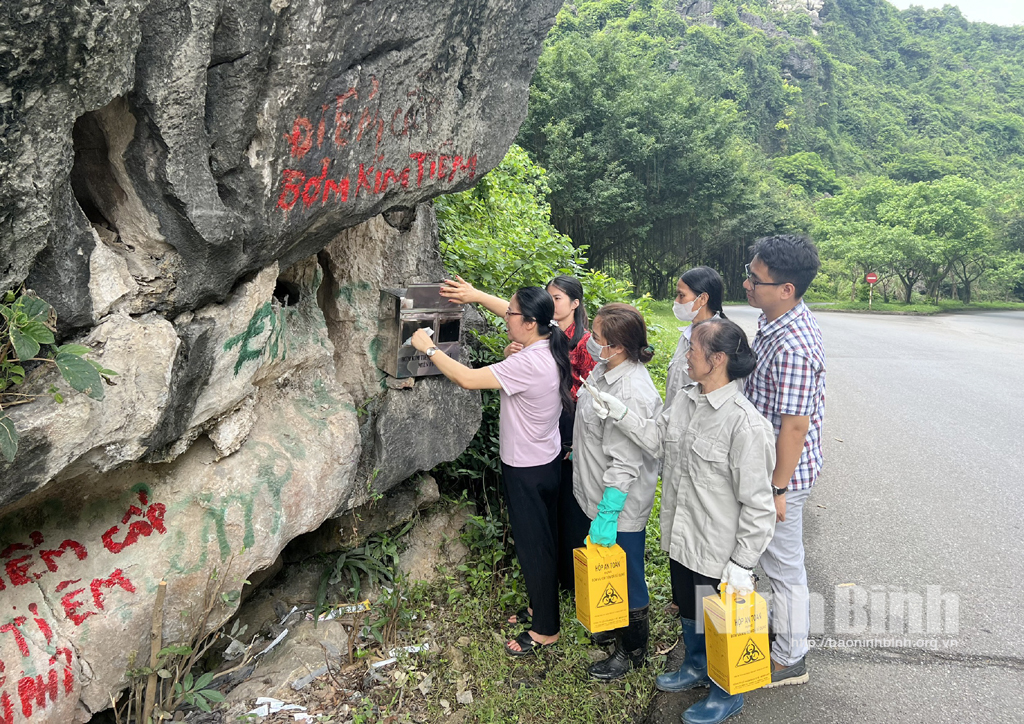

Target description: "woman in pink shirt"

left=440, top=274, right=595, bottom=598
left=411, top=286, right=573, bottom=655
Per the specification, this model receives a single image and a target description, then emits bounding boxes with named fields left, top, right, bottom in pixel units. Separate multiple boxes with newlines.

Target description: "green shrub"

left=436, top=145, right=643, bottom=315
left=772, top=152, right=841, bottom=196
left=1, top=288, right=116, bottom=462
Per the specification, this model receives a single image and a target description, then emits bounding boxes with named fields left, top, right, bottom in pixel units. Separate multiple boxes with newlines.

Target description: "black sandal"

left=504, top=630, right=557, bottom=657
left=507, top=607, right=532, bottom=625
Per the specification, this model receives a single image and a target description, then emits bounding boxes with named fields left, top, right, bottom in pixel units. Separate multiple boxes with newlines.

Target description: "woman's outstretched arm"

left=410, top=328, right=501, bottom=390
left=439, top=275, right=510, bottom=318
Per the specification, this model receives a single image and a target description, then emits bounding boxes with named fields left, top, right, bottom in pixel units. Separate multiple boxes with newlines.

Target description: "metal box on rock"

left=376, top=284, right=464, bottom=378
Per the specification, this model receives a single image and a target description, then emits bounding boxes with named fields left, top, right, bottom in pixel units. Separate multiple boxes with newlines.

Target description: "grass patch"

left=411, top=593, right=663, bottom=723
left=294, top=488, right=679, bottom=724
left=941, top=300, right=1024, bottom=310
left=399, top=490, right=677, bottom=724
left=811, top=299, right=1024, bottom=315
left=644, top=300, right=684, bottom=400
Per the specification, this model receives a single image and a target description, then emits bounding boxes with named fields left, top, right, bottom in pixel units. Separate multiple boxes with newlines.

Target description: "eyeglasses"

left=504, top=310, right=524, bottom=319
left=745, top=263, right=785, bottom=288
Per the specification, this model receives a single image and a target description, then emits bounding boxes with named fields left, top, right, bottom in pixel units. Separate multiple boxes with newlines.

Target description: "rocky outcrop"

left=0, top=207, right=481, bottom=722
left=316, top=206, right=484, bottom=495
left=397, top=505, right=472, bottom=583
left=679, top=1, right=715, bottom=20
left=0, top=0, right=560, bottom=720
left=679, top=0, right=824, bottom=33
left=677, top=1, right=821, bottom=80
left=0, top=362, right=360, bottom=718
left=2, top=313, right=181, bottom=506
left=3, top=0, right=559, bottom=327
left=283, top=475, right=441, bottom=561
left=771, top=0, right=825, bottom=27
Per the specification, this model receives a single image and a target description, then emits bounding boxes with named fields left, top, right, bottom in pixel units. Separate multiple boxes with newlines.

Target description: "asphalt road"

left=646, top=307, right=1024, bottom=724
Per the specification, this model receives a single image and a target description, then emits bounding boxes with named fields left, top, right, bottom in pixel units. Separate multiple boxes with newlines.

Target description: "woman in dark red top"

left=549, top=276, right=596, bottom=399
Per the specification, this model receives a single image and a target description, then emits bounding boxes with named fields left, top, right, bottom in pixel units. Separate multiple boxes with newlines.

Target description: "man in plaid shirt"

left=742, top=234, right=825, bottom=688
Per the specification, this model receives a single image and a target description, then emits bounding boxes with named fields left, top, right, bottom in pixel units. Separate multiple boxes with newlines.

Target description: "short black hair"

left=749, top=234, right=821, bottom=298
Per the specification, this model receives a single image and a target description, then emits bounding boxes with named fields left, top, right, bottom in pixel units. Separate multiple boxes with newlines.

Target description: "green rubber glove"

left=589, top=487, right=628, bottom=547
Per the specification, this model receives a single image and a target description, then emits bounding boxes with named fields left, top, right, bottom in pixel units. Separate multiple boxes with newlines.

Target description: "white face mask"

left=673, top=296, right=704, bottom=322
left=586, top=334, right=621, bottom=364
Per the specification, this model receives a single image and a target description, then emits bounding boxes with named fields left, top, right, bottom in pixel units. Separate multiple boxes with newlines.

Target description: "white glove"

left=591, top=390, right=628, bottom=421
left=721, top=561, right=755, bottom=595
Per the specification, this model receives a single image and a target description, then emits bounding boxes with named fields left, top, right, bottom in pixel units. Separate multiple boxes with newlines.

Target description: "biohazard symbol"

left=596, top=583, right=624, bottom=608
left=736, top=638, right=767, bottom=667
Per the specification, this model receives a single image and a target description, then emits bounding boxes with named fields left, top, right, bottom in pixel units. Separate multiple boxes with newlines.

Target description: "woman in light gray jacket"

left=570, top=303, right=662, bottom=681
left=665, top=266, right=726, bottom=408
left=592, top=317, right=776, bottom=724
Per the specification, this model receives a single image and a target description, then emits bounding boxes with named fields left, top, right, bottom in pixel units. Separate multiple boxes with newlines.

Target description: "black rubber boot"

left=588, top=607, right=649, bottom=681
left=590, top=629, right=617, bottom=646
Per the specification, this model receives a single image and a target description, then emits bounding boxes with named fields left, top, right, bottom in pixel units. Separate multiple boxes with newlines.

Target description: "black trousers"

left=557, top=406, right=582, bottom=591
left=502, top=455, right=563, bottom=636
left=560, top=481, right=593, bottom=581
left=670, top=559, right=720, bottom=622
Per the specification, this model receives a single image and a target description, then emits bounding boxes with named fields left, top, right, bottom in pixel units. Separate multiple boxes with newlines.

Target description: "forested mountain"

left=517, top=0, right=1024, bottom=301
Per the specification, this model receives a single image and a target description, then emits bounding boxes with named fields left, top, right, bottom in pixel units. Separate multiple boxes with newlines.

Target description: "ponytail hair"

left=593, top=303, right=655, bottom=364
left=690, top=317, right=757, bottom=381
left=514, top=286, right=574, bottom=413
left=547, top=275, right=587, bottom=350
left=680, top=266, right=727, bottom=319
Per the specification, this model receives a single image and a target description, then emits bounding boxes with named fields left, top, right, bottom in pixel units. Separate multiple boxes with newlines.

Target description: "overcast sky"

left=887, top=1, right=1024, bottom=26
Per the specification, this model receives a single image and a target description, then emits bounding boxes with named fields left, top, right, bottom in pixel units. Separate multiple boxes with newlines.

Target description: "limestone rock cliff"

left=0, top=0, right=560, bottom=720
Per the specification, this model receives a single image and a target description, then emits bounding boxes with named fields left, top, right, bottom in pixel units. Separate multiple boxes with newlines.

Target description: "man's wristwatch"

left=772, top=485, right=788, bottom=496
left=425, top=346, right=439, bottom=358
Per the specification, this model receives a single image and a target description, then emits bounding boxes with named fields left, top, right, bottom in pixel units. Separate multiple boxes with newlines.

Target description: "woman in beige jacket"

left=592, top=317, right=776, bottom=724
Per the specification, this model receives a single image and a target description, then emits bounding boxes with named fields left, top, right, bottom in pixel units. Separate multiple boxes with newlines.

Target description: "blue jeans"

left=563, top=493, right=650, bottom=611
left=616, top=529, right=650, bottom=610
